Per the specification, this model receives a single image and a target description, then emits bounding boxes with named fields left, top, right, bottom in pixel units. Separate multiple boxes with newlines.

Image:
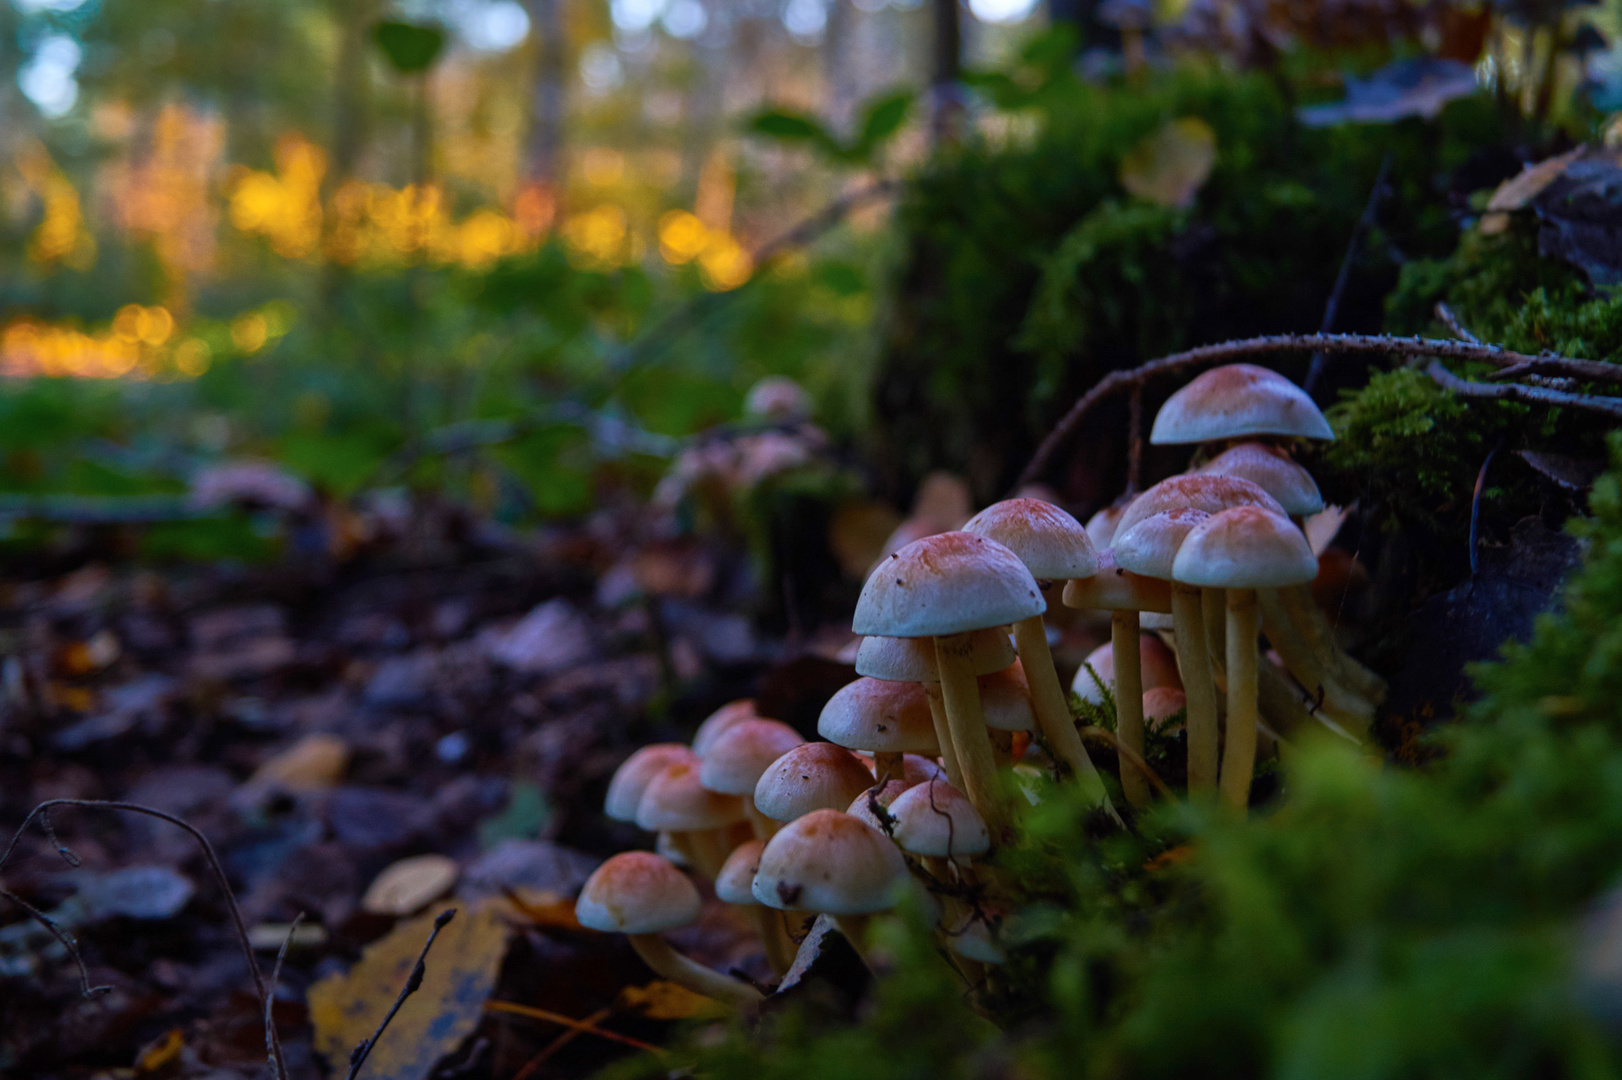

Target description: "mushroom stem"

left=873, top=751, right=905, bottom=785
left=1256, top=588, right=1371, bottom=735
left=743, top=797, right=777, bottom=842
left=1111, top=611, right=1151, bottom=808
left=755, top=908, right=797, bottom=975
left=686, top=829, right=732, bottom=881
left=1202, top=586, right=1227, bottom=691
left=1277, top=583, right=1387, bottom=703
left=1011, top=613, right=1112, bottom=812
left=1219, top=588, right=1261, bottom=811
left=934, top=634, right=1014, bottom=844
left=1172, top=584, right=1220, bottom=797
left=989, top=729, right=1014, bottom=768
left=924, top=684, right=966, bottom=793
left=629, top=933, right=762, bottom=1008
left=832, top=914, right=877, bottom=970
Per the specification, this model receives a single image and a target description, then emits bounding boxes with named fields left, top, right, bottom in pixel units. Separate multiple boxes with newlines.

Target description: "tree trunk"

left=524, top=0, right=566, bottom=187
left=929, top=0, right=962, bottom=145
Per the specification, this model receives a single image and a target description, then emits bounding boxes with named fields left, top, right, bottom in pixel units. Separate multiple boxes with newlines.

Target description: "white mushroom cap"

left=692, top=700, right=759, bottom=755
left=575, top=851, right=701, bottom=934
left=1113, top=508, right=1211, bottom=580
left=846, top=779, right=913, bottom=830
left=1115, top=474, right=1285, bottom=538
left=751, top=809, right=908, bottom=914
left=1060, top=547, right=1174, bottom=613
left=1143, top=687, right=1188, bottom=733
left=961, top=498, right=1100, bottom=580
left=898, top=754, right=947, bottom=786
left=854, top=629, right=1015, bottom=681
left=889, top=780, right=990, bottom=859
left=754, top=742, right=878, bottom=823
left=714, top=838, right=766, bottom=905
left=1150, top=364, right=1334, bottom=445
left=606, top=744, right=698, bottom=822
left=1196, top=442, right=1324, bottom=517
left=635, top=760, right=747, bottom=832
left=948, top=916, right=1006, bottom=964
left=698, top=719, right=806, bottom=796
left=853, top=532, right=1045, bottom=638
left=1071, top=635, right=1184, bottom=704
left=818, top=677, right=938, bottom=754
left=1086, top=501, right=1132, bottom=550
left=1171, top=506, right=1320, bottom=589
left=978, top=661, right=1036, bottom=732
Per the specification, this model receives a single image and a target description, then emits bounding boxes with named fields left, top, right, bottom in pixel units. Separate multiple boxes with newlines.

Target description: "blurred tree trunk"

left=823, top=0, right=854, bottom=128
left=524, top=0, right=566, bottom=187
left=328, top=0, right=380, bottom=191
left=929, top=0, right=962, bottom=144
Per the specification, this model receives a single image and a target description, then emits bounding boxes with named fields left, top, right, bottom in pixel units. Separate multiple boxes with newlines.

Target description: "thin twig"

left=1019, top=332, right=1622, bottom=487
left=265, top=914, right=304, bottom=1079
left=509, top=1005, right=614, bottom=1080
left=344, top=908, right=457, bottom=1080
left=1469, top=439, right=1504, bottom=576
left=0, top=885, right=109, bottom=998
left=1078, top=726, right=1176, bottom=799
left=1425, top=360, right=1622, bottom=420
left=0, top=799, right=287, bottom=1080
left=1305, top=154, right=1392, bottom=397
left=1435, top=302, right=1481, bottom=345
left=1434, top=301, right=1620, bottom=386
left=485, top=1000, right=665, bottom=1054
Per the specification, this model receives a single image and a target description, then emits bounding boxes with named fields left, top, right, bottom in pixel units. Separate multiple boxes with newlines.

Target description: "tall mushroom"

left=961, top=499, right=1112, bottom=804
left=818, top=677, right=939, bottom=786
left=698, top=718, right=805, bottom=838
left=852, top=532, right=1046, bottom=843
left=1172, top=505, right=1318, bottom=810
left=575, top=851, right=762, bottom=1008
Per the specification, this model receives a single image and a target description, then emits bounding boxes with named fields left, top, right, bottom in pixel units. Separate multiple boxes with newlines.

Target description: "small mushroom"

left=691, top=699, right=759, bottom=756
left=698, top=718, right=805, bottom=838
left=636, top=760, right=746, bottom=878
left=818, top=677, right=938, bottom=785
left=576, top=851, right=761, bottom=1008
left=1149, top=363, right=1335, bottom=446
left=1071, top=635, right=1182, bottom=704
left=888, top=780, right=990, bottom=864
left=1142, top=687, right=1188, bottom=735
left=754, top=742, right=877, bottom=824
left=605, top=744, right=697, bottom=823
left=715, top=839, right=797, bottom=974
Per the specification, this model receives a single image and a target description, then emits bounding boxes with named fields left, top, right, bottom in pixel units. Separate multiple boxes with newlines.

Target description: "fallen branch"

left=344, top=908, right=456, bottom=1080
left=0, top=799, right=288, bottom=1080
left=1424, top=361, right=1622, bottom=420
left=1020, top=332, right=1622, bottom=487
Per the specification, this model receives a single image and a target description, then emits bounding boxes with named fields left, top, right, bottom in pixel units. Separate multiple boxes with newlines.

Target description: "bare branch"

left=265, top=914, right=304, bottom=1080
left=1424, top=361, right=1622, bottom=420
left=1435, top=302, right=1482, bottom=345
left=0, top=885, right=110, bottom=999
left=344, top=908, right=456, bottom=1080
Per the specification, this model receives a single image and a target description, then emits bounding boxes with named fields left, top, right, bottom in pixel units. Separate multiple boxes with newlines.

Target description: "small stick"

left=1469, top=439, right=1504, bottom=576
left=344, top=909, right=457, bottom=1080
left=0, top=885, right=109, bottom=999
left=486, top=1000, right=665, bottom=1054
left=509, top=1005, right=614, bottom=1080
left=1434, top=302, right=1481, bottom=345
left=265, top=913, right=304, bottom=1080
left=1426, top=361, right=1622, bottom=420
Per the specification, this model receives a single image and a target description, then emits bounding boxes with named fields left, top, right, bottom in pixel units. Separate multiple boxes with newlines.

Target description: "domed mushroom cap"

left=853, top=532, right=1044, bottom=638
left=1150, top=364, right=1334, bottom=445
left=979, top=661, right=1035, bottom=732
left=1143, top=687, right=1188, bottom=733
left=1113, top=508, right=1211, bottom=580
left=899, top=754, right=947, bottom=786
left=847, top=779, right=913, bottom=830
left=606, top=744, right=698, bottom=822
left=961, top=499, right=1100, bottom=580
left=1060, top=547, right=1173, bottom=613
left=1086, top=502, right=1132, bottom=550
left=754, top=742, right=878, bottom=823
left=714, top=839, right=765, bottom=905
left=576, top=851, right=702, bottom=934
left=692, top=700, right=759, bottom=755
left=889, top=780, right=990, bottom=859
left=1072, top=635, right=1183, bottom=704
left=1172, top=506, right=1320, bottom=588
left=744, top=376, right=812, bottom=422
left=636, top=760, right=746, bottom=832
left=1115, top=474, right=1285, bottom=538
left=818, top=678, right=939, bottom=754
left=1197, top=442, right=1324, bottom=517
left=855, top=629, right=1015, bottom=681
left=699, top=719, right=806, bottom=796
left=751, top=809, right=909, bottom=914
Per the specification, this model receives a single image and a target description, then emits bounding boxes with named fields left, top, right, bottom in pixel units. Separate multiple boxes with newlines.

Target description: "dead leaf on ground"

left=248, top=733, right=349, bottom=792
left=307, top=902, right=510, bottom=1080
left=1480, top=147, right=1586, bottom=234
left=1119, top=117, right=1217, bottom=210
left=362, top=854, right=460, bottom=917
left=617, top=980, right=725, bottom=1020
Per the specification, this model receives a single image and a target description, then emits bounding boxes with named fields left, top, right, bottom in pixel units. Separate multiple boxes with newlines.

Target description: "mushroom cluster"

left=578, top=363, right=1383, bottom=1000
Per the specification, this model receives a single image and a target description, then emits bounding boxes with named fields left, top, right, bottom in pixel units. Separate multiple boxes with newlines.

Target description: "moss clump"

left=624, top=436, right=1622, bottom=1079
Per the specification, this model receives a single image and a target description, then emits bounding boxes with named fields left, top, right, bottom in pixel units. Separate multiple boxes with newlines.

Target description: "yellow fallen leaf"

left=362, top=854, right=460, bottom=917
left=307, top=902, right=509, bottom=1080
left=1119, top=117, right=1217, bottom=210
left=134, top=1027, right=184, bottom=1073
left=249, top=733, right=349, bottom=792
left=617, top=979, right=727, bottom=1020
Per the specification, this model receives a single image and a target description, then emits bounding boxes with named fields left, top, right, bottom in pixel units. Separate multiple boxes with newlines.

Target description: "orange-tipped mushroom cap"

left=1115, top=474, right=1285, bottom=538
left=847, top=779, right=913, bottom=830
left=714, top=838, right=766, bottom=905
left=853, top=532, right=1044, bottom=638
left=961, top=498, right=1100, bottom=580
left=1072, top=636, right=1183, bottom=704
left=1150, top=364, right=1334, bottom=445
left=1086, top=501, right=1133, bottom=550
left=754, top=742, right=879, bottom=823
left=979, top=661, right=1036, bottom=732
left=1060, top=548, right=1173, bottom=612
left=1171, top=506, right=1320, bottom=588
left=636, top=760, right=747, bottom=832
left=1196, top=442, right=1324, bottom=517
left=855, top=629, right=1015, bottom=682
left=1143, top=687, right=1188, bottom=733
left=576, top=851, right=702, bottom=934
left=751, top=809, right=908, bottom=914
left=818, top=677, right=939, bottom=754
left=699, top=719, right=806, bottom=796
left=692, top=700, right=759, bottom=755
left=889, top=780, right=990, bottom=859
left=1113, top=508, right=1211, bottom=580
left=606, top=744, right=698, bottom=822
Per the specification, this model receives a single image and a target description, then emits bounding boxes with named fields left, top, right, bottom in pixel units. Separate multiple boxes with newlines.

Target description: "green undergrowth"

left=616, top=436, right=1622, bottom=1078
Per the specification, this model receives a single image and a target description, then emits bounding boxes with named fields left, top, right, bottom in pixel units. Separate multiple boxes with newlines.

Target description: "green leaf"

left=857, top=90, right=915, bottom=149
left=373, top=20, right=445, bottom=75
left=747, top=109, right=829, bottom=143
